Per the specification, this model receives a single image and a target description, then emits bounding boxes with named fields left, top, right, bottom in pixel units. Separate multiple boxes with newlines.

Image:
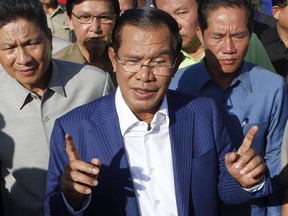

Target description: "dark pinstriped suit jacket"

left=45, top=90, right=271, bottom=216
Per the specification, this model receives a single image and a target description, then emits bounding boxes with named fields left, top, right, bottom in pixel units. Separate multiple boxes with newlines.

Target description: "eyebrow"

left=73, top=10, right=114, bottom=16
left=122, top=52, right=174, bottom=60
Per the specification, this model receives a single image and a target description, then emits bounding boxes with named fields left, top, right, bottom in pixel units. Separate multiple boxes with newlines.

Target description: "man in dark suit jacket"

left=45, top=7, right=271, bottom=216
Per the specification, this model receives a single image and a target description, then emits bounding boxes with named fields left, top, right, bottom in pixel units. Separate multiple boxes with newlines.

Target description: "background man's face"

left=155, top=0, right=199, bottom=52
left=198, top=6, right=250, bottom=76
left=0, top=18, right=52, bottom=91
left=68, top=0, right=115, bottom=51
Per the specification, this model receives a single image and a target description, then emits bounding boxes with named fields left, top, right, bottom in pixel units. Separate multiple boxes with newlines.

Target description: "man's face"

left=68, top=0, right=115, bottom=51
left=109, top=24, right=179, bottom=117
left=197, top=6, right=250, bottom=77
left=0, top=18, right=52, bottom=91
left=118, top=0, right=134, bottom=15
left=155, top=0, right=199, bottom=52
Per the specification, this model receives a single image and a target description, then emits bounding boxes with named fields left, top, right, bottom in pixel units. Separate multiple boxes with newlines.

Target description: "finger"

left=233, top=148, right=257, bottom=170
left=245, top=163, right=266, bottom=179
left=91, top=158, right=101, bottom=168
left=69, top=170, right=98, bottom=187
left=237, top=125, right=258, bottom=155
left=65, top=134, right=80, bottom=161
left=68, top=159, right=100, bottom=175
left=61, top=176, right=95, bottom=195
left=237, top=152, right=264, bottom=175
left=225, top=152, right=241, bottom=169
left=60, top=160, right=100, bottom=196
left=225, top=152, right=237, bottom=165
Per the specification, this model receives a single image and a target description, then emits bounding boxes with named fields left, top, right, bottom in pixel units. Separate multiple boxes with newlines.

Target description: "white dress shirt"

left=116, top=88, right=178, bottom=216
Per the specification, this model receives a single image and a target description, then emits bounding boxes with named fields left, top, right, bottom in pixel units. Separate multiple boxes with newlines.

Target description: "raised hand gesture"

left=60, top=134, right=101, bottom=210
left=225, top=126, right=266, bottom=188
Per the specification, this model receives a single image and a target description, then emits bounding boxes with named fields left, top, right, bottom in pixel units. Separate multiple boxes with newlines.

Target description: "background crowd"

left=0, top=0, right=287, bottom=215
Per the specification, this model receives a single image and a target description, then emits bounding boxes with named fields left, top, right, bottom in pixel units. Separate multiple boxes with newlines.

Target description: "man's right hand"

left=60, top=134, right=101, bottom=210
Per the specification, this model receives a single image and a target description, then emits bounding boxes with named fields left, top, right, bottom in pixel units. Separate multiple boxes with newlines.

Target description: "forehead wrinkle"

left=0, top=21, right=43, bottom=45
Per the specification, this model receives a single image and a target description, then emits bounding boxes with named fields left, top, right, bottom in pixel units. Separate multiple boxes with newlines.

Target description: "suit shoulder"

left=167, top=90, right=217, bottom=112
left=53, top=59, right=108, bottom=81
left=59, top=94, right=111, bottom=124
left=52, top=43, right=74, bottom=60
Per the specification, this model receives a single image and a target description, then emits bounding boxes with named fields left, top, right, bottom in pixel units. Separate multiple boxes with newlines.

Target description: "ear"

left=272, top=6, right=280, bottom=19
left=196, top=26, right=204, bottom=44
left=67, top=14, right=74, bottom=30
left=108, top=47, right=117, bottom=73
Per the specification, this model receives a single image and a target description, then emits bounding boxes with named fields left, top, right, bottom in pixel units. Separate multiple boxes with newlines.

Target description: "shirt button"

left=155, top=200, right=160, bottom=205
left=43, top=117, right=49, bottom=122
left=150, top=167, right=155, bottom=172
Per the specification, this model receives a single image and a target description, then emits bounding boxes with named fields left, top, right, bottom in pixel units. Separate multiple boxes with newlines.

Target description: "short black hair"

left=198, top=0, right=254, bottom=33
left=66, top=0, right=120, bottom=18
left=272, top=0, right=288, bottom=7
left=111, top=7, right=182, bottom=56
left=0, top=0, right=50, bottom=36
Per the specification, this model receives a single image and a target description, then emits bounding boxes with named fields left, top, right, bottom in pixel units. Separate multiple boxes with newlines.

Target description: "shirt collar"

left=195, top=60, right=252, bottom=92
left=49, top=4, right=66, bottom=17
left=11, top=59, right=66, bottom=109
left=115, top=87, right=169, bottom=136
left=192, top=60, right=212, bottom=92
left=48, top=59, right=67, bottom=97
left=179, top=50, right=204, bottom=69
left=261, top=26, right=280, bottom=44
left=234, top=61, right=252, bottom=92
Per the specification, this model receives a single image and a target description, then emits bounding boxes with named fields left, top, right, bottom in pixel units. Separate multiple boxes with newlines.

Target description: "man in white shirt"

left=45, top=7, right=271, bottom=216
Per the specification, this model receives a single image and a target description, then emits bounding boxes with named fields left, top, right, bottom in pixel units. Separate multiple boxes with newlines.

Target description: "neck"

left=135, top=112, right=155, bottom=131
left=212, top=75, right=235, bottom=90
left=183, top=39, right=204, bottom=62
left=206, top=60, right=238, bottom=90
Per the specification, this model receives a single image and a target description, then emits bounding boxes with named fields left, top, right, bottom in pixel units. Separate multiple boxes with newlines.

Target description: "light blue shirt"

left=170, top=60, right=288, bottom=216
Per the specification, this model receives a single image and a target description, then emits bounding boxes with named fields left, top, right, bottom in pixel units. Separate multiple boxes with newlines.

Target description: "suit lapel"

left=168, top=91, right=194, bottom=216
left=88, top=93, right=140, bottom=216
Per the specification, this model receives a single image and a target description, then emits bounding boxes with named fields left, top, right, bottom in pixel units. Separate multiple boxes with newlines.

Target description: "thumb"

left=65, top=134, right=80, bottom=161
left=225, top=152, right=239, bottom=168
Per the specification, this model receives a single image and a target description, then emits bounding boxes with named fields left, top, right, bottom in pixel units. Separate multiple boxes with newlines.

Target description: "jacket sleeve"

left=211, top=100, right=272, bottom=204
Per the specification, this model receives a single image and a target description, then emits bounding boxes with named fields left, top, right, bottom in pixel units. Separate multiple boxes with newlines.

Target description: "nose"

left=15, top=47, right=32, bottom=65
left=89, top=17, right=102, bottom=33
left=134, top=65, right=156, bottom=82
left=223, top=37, right=236, bottom=54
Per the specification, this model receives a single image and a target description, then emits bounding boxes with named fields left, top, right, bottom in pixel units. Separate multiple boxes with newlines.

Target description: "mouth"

left=87, top=37, right=105, bottom=41
left=221, top=58, right=236, bottom=65
left=17, top=66, right=37, bottom=76
left=132, top=88, right=157, bottom=99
